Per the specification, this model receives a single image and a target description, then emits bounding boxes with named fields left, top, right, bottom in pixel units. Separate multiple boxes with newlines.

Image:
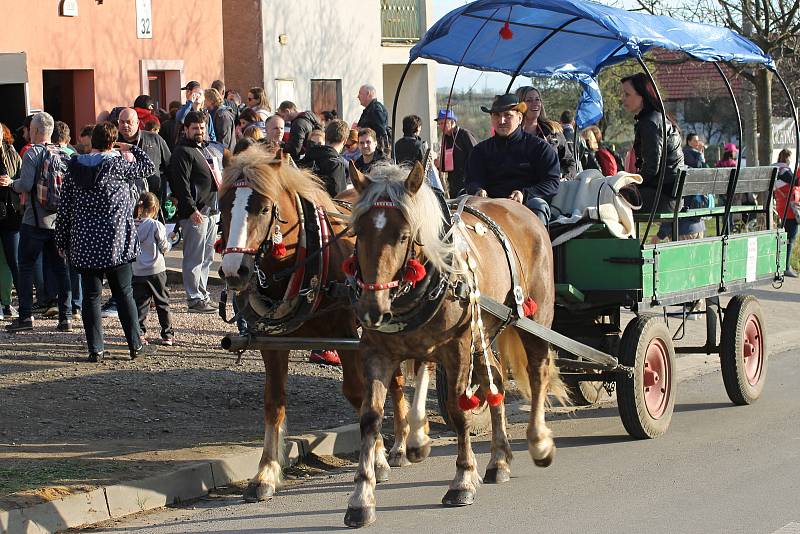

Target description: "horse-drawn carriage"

left=218, top=0, right=796, bottom=527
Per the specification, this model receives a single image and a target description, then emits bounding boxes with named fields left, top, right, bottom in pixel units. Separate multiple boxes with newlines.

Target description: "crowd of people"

left=1, top=74, right=796, bottom=363
left=0, top=79, right=395, bottom=365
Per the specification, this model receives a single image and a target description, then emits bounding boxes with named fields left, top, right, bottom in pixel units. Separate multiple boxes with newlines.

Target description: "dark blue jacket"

left=465, top=127, right=561, bottom=203
left=55, top=147, right=155, bottom=269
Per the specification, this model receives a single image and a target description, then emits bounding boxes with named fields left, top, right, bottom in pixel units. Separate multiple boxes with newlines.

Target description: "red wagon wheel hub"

left=742, top=314, right=763, bottom=386
left=643, top=338, right=670, bottom=419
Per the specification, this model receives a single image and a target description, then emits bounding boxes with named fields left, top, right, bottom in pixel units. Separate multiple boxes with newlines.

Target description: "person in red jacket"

left=774, top=148, right=799, bottom=277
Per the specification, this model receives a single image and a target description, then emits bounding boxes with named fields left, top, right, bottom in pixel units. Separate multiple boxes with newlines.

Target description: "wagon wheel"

left=565, top=375, right=614, bottom=405
left=617, top=315, right=676, bottom=439
left=720, top=295, right=767, bottom=405
left=435, top=366, right=492, bottom=435
left=565, top=335, right=619, bottom=405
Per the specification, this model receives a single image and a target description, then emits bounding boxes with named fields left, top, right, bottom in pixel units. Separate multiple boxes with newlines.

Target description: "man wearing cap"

left=465, top=94, right=560, bottom=226
left=435, top=109, right=477, bottom=198
left=176, top=81, right=216, bottom=142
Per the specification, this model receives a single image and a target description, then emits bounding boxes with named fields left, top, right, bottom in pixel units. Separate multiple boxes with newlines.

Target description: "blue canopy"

left=412, top=0, right=774, bottom=128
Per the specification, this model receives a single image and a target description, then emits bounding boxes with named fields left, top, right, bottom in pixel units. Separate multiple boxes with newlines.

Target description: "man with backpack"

left=0, top=112, right=72, bottom=332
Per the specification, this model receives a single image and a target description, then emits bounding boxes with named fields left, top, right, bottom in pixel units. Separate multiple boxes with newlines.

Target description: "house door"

left=42, top=69, right=95, bottom=137
left=310, top=80, right=341, bottom=118
left=148, top=71, right=167, bottom=111
left=0, top=84, right=26, bottom=135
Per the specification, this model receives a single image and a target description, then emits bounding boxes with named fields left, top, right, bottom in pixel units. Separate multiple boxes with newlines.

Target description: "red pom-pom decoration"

left=458, top=392, right=481, bottom=411
left=403, top=258, right=426, bottom=285
left=341, top=255, right=358, bottom=277
left=499, top=21, right=513, bottom=40
left=522, top=297, right=538, bottom=317
left=271, top=241, right=286, bottom=258
left=486, top=390, right=505, bottom=407
left=213, top=238, right=224, bottom=255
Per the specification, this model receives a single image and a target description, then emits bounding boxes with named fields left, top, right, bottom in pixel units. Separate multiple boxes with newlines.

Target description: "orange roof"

left=652, top=50, right=745, bottom=101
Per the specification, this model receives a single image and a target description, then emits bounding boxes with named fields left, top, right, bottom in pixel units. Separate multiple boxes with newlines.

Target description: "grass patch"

left=0, top=460, right=134, bottom=497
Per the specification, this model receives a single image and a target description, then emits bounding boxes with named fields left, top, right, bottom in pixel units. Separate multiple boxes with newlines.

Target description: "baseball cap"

left=181, top=81, right=201, bottom=91
left=435, top=109, right=457, bottom=122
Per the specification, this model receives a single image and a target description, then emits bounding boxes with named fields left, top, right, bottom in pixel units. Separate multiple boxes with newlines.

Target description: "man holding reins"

left=465, top=94, right=561, bottom=226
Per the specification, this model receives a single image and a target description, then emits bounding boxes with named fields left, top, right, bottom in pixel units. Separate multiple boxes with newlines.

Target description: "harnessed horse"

left=342, top=160, right=566, bottom=528
left=218, top=147, right=429, bottom=502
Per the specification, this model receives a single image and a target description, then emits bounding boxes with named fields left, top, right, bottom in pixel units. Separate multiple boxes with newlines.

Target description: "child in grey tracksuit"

left=133, top=193, right=174, bottom=345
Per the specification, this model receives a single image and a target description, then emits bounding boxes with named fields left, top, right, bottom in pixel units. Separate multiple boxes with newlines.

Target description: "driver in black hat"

left=465, top=94, right=560, bottom=226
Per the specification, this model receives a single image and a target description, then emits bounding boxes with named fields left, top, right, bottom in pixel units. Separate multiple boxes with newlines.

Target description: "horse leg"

left=482, top=365, right=512, bottom=483
left=442, top=354, right=480, bottom=507
left=525, top=340, right=556, bottom=467
left=344, top=354, right=395, bottom=528
left=341, top=347, right=391, bottom=482
left=387, top=365, right=411, bottom=468
left=406, top=361, right=433, bottom=463
left=244, top=349, right=289, bottom=502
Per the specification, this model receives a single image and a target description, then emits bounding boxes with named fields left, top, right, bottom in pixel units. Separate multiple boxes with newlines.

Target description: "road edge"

left=0, top=424, right=359, bottom=534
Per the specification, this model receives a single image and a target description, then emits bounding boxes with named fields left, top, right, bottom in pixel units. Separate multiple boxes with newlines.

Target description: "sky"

left=431, top=0, right=646, bottom=91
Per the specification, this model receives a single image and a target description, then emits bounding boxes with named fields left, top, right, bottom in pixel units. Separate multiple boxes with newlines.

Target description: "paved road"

left=90, top=350, right=800, bottom=534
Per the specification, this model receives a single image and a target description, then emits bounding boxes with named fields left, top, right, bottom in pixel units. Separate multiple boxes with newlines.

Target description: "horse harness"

left=345, top=192, right=531, bottom=335
left=220, top=182, right=351, bottom=335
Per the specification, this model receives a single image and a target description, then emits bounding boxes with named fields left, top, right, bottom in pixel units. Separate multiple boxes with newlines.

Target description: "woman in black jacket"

left=515, top=86, right=577, bottom=180
left=621, top=73, right=684, bottom=212
left=0, top=123, right=22, bottom=313
left=56, top=122, right=156, bottom=362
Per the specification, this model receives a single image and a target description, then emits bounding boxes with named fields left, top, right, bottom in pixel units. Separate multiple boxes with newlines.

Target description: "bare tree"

left=635, top=0, right=800, bottom=165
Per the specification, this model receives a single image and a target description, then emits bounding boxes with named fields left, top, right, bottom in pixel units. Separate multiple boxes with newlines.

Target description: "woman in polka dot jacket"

left=55, top=122, right=156, bottom=363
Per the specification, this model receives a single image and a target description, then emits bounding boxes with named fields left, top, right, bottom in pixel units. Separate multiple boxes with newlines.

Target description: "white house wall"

left=259, top=0, right=436, bottom=146
left=262, top=0, right=384, bottom=126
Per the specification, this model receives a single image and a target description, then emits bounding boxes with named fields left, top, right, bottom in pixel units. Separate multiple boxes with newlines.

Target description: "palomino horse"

left=343, top=161, right=565, bottom=528
left=218, top=147, right=429, bottom=502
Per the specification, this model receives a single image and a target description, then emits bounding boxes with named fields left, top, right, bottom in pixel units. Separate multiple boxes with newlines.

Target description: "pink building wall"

left=0, top=0, right=224, bottom=127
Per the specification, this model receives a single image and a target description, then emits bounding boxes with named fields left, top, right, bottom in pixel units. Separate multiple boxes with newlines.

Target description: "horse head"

left=349, top=161, right=450, bottom=328
left=218, top=148, right=292, bottom=291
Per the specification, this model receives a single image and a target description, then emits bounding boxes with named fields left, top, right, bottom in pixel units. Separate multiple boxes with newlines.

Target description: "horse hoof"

left=441, top=489, right=475, bottom=507
left=406, top=442, right=432, bottom=463
left=344, top=505, right=376, bottom=528
left=388, top=450, right=411, bottom=468
left=533, top=447, right=555, bottom=468
left=483, top=467, right=511, bottom=483
left=243, top=481, right=275, bottom=502
left=375, top=463, right=391, bottom=483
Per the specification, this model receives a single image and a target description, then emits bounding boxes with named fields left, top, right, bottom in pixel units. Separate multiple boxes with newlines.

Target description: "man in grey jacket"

left=0, top=112, right=72, bottom=332
left=118, top=108, right=171, bottom=198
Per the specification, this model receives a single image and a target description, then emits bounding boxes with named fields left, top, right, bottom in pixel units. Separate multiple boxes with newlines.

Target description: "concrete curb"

left=0, top=425, right=359, bottom=534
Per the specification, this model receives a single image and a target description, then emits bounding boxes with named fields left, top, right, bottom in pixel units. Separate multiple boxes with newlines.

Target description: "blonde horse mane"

left=220, top=146, right=329, bottom=206
left=351, top=162, right=455, bottom=276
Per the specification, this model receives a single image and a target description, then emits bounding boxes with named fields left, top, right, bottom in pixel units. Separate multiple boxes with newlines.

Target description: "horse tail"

left=497, top=328, right=531, bottom=399
left=546, top=348, right=570, bottom=408
left=497, top=330, right=570, bottom=407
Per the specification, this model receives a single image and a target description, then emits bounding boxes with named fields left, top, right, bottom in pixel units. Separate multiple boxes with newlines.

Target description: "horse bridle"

left=347, top=199, right=421, bottom=299
left=222, top=180, right=284, bottom=263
